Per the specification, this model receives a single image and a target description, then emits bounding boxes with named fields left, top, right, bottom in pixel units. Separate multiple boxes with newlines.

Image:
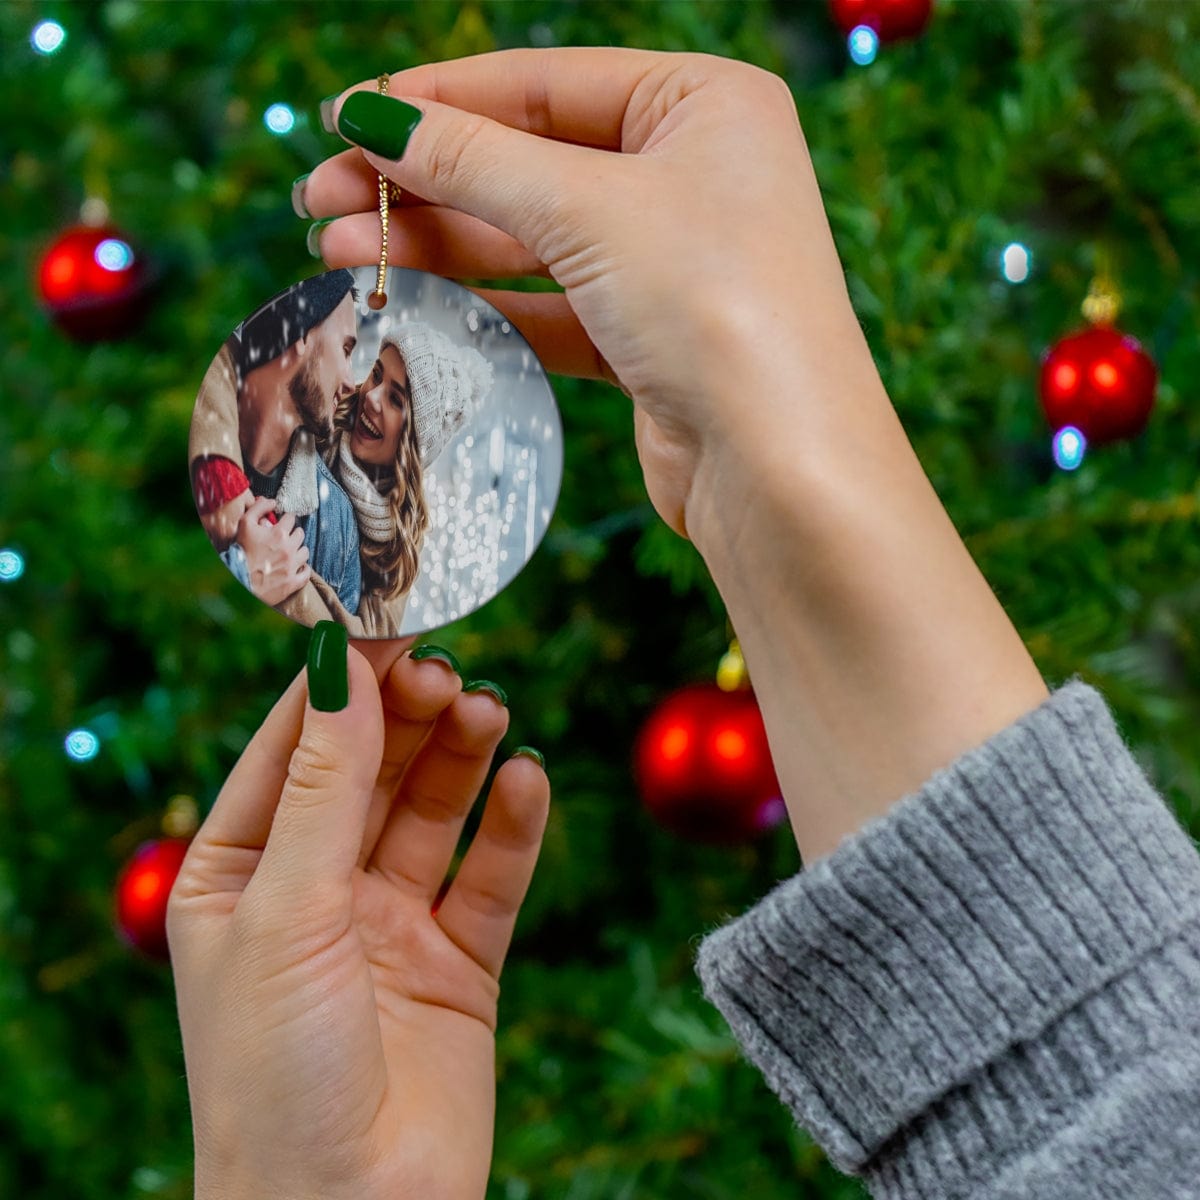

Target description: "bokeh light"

left=65, top=729, right=101, bottom=762
left=1053, top=426, right=1087, bottom=471
left=0, top=548, right=24, bottom=582
left=95, top=238, right=134, bottom=272
left=264, top=103, right=296, bottom=135
left=848, top=26, right=879, bottom=66
left=31, top=20, right=66, bottom=55
left=1001, top=242, right=1032, bottom=284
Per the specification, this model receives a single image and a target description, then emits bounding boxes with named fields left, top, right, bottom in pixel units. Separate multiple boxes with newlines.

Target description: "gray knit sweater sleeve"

left=693, top=679, right=1200, bottom=1198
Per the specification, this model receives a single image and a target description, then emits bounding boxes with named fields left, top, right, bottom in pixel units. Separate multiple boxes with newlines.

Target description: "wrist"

left=684, top=350, right=1048, bottom=863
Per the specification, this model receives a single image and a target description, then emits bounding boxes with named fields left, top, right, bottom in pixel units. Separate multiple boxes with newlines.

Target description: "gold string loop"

left=367, top=74, right=397, bottom=310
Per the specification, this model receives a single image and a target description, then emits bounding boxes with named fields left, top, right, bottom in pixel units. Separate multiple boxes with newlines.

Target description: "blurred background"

left=2, top=2, right=1198, bottom=1198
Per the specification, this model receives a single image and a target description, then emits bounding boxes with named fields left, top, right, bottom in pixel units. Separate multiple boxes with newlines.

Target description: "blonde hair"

left=329, top=387, right=430, bottom=602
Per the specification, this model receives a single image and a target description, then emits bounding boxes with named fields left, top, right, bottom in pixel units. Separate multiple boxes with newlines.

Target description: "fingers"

left=434, top=754, right=550, bottom=980
left=172, top=668, right=309, bottom=902
left=337, top=47, right=665, bottom=151
left=356, top=651, right=464, bottom=870
left=327, top=89, right=617, bottom=253
left=349, top=637, right=418, bottom=686
left=313, top=205, right=550, bottom=281
left=242, top=495, right=276, bottom=528
left=299, top=146, right=442, bottom=216
left=461, top=288, right=620, bottom=385
left=248, top=644, right=385, bottom=901
left=365, top=688, right=509, bottom=902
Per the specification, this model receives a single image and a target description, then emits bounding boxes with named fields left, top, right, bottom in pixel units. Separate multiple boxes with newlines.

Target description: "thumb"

left=329, top=89, right=611, bottom=254
left=244, top=495, right=275, bottom=522
left=251, top=623, right=384, bottom=906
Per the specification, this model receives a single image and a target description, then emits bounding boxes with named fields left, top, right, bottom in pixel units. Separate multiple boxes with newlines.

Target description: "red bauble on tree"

left=828, top=0, right=933, bottom=42
left=1039, top=325, right=1157, bottom=446
left=114, top=837, right=191, bottom=961
left=37, top=223, right=150, bottom=341
left=634, top=682, right=786, bottom=845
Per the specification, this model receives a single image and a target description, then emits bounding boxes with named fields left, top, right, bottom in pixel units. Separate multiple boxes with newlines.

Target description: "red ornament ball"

left=828, top=0, right=933, bottom=41
left=1039, top=326, right=1157, bottom=446
left=634, top=683, right=786, bottom=845
left=114, top=838, right=191, bottom=961
left=37, top=224, right=150, bottom=341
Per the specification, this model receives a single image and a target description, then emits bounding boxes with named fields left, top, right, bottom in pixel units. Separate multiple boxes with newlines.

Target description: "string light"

left=31, top=20, right=66, bottom=55
left=1053, top=426, right=1087, bottom=471
left=95, top=238, right=134, bottom=271
left=64, top=729, right=100, bottom=762
left=1000, top=242, right=1032, bottom=284
left=848, top=26, right=880, bottom=66
left=264, top=103, right=296, bottom=135
left=0, top=548, right=24, bottom=582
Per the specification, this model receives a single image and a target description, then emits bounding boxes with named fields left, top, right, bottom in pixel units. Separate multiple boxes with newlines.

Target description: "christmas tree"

left=2, top=2, right=1198, bottom=1197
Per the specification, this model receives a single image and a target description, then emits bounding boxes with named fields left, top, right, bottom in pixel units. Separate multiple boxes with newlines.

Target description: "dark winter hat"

left=231, top=269, right=356, bottom=378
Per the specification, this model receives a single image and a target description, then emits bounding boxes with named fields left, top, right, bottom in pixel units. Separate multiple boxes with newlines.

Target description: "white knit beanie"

left=381, top=324, right=494, bottom=469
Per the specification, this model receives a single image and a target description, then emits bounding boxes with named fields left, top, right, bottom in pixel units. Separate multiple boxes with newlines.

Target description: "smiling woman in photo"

left=327, top=322, right=494, bottom=636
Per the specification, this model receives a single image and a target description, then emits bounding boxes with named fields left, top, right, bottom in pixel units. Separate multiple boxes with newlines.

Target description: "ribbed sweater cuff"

left=693, top=679, right=1200, bottom=1185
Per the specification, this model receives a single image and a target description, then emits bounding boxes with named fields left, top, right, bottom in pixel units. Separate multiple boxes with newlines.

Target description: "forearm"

left=687, top=330, right=1048, bottom=864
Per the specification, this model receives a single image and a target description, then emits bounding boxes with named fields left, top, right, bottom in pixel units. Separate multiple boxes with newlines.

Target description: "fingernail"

left=512, top=746, right=545, bottom=769
left=409, top=643, right=461, bottom=674
left=308, top=621, right=349, bottom=712
left=306, top=218, right=335, bottom=259
left=463, top=679, right=508, bottom=707
left=319, top=93, right=339, bottom=134
left=291, top=173, right=311, bottom=219
left=336, top=92, right=423, bottom=159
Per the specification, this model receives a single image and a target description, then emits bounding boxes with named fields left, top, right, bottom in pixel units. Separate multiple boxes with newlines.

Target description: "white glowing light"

left=1001, top=242, right=1032, bottom=284
left=65, top=729, right=100, bottom=762
left=0, top=549, right=25, bottom=581
left=264, top=103, right=296, bottom=135
left=32, top=20, right=66, bottom=55
left=1053, top=426, right=1086, bottom=471
left=95, top=239, right=134, bottom=272
left=848, top=25, right=879, bottom=66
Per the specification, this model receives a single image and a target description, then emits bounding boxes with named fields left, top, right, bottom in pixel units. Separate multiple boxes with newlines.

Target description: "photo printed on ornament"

left=188, top=266, right=562, bottom=637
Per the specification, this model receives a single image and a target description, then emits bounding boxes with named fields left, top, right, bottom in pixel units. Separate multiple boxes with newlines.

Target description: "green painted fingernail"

left=306, top=218, right=334, bottom=259
left=291, top=173, right=311, bottom=219
left=513, top=746, right=545, bottom=769
left=319, top=94, right=339, bottom=134
left=464, top=679, right=508, bottom=706
left=336, top=92, right=423, bottom=159
left=308, top=621, right=349, bottom=712
left=410, top=644, right=461, bottom=674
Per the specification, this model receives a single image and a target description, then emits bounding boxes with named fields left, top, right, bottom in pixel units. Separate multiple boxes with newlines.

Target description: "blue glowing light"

left=65, top=729, right=101, bottom=762
left=1001, top=242, right=1032, bottom=284
left=848, top=25, right=879, bottom=66
left=0, top=548, right=24, bottom=582
left=95, top=238, right=134, bottom=272
left=31, top=20, right=66, bottom=55
left=1053, top=426, right=1087, bottom=471
left=264, top=103, right=296, bottom=135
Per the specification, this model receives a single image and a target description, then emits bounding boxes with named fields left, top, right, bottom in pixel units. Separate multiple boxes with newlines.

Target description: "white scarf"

left=337, top=438, right=393, bottom=542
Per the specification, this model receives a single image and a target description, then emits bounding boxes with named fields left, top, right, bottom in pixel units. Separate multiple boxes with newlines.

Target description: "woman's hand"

left=301, top=50, right=1049, bottom=865
left=238, top=499, right=312, bottom=605
left=301, top=48, right=877, bottom=544
left=167, top=632, right=550, bottom=1200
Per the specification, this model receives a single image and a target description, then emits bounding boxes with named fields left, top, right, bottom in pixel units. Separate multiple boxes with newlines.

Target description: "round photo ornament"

left=188, top=265, right=562, bottom=637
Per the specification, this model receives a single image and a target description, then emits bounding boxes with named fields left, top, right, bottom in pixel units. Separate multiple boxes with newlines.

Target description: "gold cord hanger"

left=367, top=74, right=403, bottom=310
